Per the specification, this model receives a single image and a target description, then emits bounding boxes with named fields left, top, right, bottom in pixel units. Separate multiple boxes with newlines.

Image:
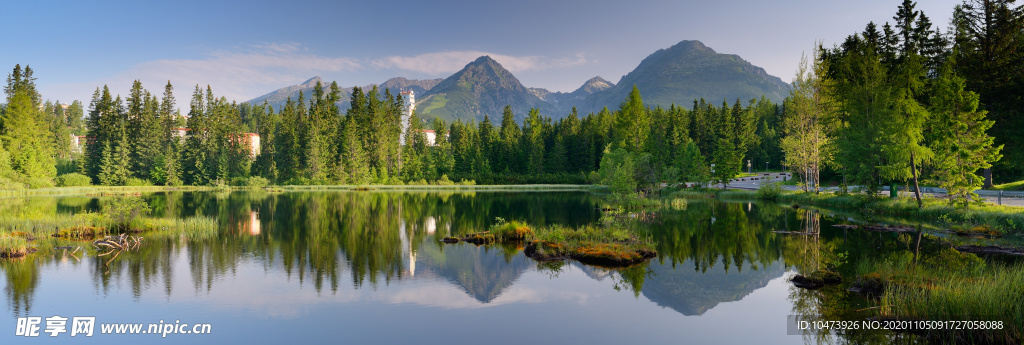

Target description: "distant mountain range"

left=246, top=40, right=789, bottom=122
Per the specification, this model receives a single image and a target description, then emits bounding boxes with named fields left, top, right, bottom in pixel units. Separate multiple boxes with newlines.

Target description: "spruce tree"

left=0, top=90, right=56, bottom=180
left=928, top=59, right=1002, bottom=207
left=615, top=85, right=649, bottom=153
left=498, top=105, right=521, bottom=173
left=339, top=115, right=370, bottom=184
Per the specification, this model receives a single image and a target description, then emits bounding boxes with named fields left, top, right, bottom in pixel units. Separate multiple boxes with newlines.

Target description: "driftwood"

left=956, top=245, right=1024, bottom=256
left=772, top=231, right=818, bottom=236
left=832, top=224, right=859, bottom=229
left=92, top=234, right=144, bottom=265
left=861, top=225, right=917, bottom=233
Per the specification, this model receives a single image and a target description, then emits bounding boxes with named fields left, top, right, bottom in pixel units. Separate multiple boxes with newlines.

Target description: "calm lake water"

left=0, top=190, right=1004, bottom=344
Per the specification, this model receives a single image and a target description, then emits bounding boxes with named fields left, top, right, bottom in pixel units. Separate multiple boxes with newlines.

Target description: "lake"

left=0, top=190, right=996, bottom=344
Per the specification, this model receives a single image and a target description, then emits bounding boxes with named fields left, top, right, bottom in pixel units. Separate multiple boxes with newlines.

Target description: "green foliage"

left=123, top=178, right=150, bottom=187
left=55, top=173, right=91, bottom=187
left=244, top=176, right=269, bottom=188
left=615, top=85, right=650, bottom=153
left=1, top=90, right=55, bottom=181
left=754, top=182, right=781, bottom=200
left=927, top=60, right=1002, bottom=208
left=102, top=198, right=152, bottom=231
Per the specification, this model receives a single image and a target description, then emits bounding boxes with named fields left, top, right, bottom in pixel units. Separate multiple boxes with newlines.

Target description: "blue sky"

left=2, top=0, right=961, bottom=106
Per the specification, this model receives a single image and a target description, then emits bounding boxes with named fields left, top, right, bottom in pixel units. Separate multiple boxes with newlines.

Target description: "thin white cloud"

left=48, top=42, right=361, bottom=104
left=43, top=45, right=589, bottom=104
left=372, top=51, right=588, bottom=74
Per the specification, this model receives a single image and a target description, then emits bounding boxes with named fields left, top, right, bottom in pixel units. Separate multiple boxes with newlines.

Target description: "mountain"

left=579, top=40, right=789, bottom=113
left=247, top=77, right=349, bottom=110
left=530, top=76, right=615, bottom=112
left=416, top=56, right=558, bottom=123
left=379, top=77, right=443, bottom=96
left=247, top=76, right=442, bottom=111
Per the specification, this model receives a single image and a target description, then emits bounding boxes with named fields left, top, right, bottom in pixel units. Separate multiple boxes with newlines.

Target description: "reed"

left=855, top=251, right=1023, bottom=343
left=0, top=232, right=30, bottom=258
left=139, top=216, right=219, bottom=240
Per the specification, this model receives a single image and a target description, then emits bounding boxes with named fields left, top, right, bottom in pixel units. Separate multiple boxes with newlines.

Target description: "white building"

left=399, top=90, right=415, bottom=145
left=71, top=134, right=86, bottom=153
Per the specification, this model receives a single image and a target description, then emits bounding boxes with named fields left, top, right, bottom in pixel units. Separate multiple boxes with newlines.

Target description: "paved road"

left=692, top=172, right=1024, bottom=207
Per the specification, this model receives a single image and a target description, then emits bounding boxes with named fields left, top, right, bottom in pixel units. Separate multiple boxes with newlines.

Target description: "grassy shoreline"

left=0, top=184, right=597, bottom=197
left=672, top=188, right=1024, bottom=235
left=852, top=247, right=1024, bottom=343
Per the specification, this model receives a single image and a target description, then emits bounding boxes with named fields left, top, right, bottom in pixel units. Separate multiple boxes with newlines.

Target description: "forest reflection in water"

left=0, top=190, right=973, bottom=344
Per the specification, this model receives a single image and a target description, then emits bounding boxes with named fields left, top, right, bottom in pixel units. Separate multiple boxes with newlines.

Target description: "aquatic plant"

left=0, top=233, right=29, bottom=258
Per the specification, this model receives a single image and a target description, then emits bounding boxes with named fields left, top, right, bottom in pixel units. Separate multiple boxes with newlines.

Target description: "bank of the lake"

left=671, top=188, right=1024, bottom=235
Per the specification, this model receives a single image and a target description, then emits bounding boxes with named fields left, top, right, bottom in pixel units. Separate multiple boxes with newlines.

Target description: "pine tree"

left=711, top=104, right=740, bottom=189
left=98, top=141, right=116, bottom=185
left=160, top=81, right=177, bottom=150
left=339, top=115, right=370, bottom=184
left=50, top=100, right=73, bottom=160
left=678, top=140, right=708, bottom=185
left=615, top=85, right=649, bottom=153
left=0, top=90, right=56, bottom=180
left=255, top=103, right=278, bottom=181
left=928, top=59, right=1002, bottom=207
left=523, top=108, right=545, bottom=175
left=498, top=105, right=521, bottom=173
left=110, top=132, right=133, bottom=185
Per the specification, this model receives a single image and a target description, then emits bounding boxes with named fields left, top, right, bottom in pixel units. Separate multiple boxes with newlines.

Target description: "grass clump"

left=992, top=180, right=1024, bottom=191
left=55, top=173, right=91, bottom=187
left=140, top=216, right=219, bottom=240
left=0, top=233, right=30, bottom=258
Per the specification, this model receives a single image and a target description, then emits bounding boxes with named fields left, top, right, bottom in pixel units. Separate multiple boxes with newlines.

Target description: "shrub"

left=103, top=198, right=151, bottom=230
left=55, top=173, right=91, bottom=187
left=434, top=174, right=455, bottom=185
left=124, top=178, right=151, bottom=186
left=755, top=182, right=781, bottom=200
left=0, top=177, right=24, bottom=190
left=25, top=177, right=54, bottom=189
left=245, top=176, right=269, bottom=188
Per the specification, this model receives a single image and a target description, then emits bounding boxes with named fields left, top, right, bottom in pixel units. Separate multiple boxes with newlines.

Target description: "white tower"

left=399, top=90, right=415, bottom=145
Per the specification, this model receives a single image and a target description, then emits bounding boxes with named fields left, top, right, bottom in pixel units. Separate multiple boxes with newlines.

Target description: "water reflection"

left=1, top=191, right=972, bottom=344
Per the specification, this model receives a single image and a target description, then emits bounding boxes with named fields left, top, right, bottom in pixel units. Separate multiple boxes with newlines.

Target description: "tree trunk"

left=910, top=150, right=923, bottom=209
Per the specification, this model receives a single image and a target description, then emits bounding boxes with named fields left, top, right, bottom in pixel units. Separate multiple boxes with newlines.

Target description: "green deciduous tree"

left=781, top=49, right=839, bottom=193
